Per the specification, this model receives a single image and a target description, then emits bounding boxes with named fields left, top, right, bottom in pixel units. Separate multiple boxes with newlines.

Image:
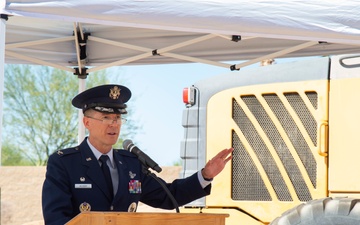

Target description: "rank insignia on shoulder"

left=57, top=150, right=63, bottom=155
left=79, top=202, right=91, bottom=212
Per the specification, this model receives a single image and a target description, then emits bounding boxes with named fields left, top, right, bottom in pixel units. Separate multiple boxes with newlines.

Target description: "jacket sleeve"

left=42, top=153, right=74, bottom=225
left=140, top=171, right=211, bottom=209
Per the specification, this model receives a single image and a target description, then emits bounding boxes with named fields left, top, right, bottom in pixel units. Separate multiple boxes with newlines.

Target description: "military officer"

left=42, top=84, right=233, bottom=225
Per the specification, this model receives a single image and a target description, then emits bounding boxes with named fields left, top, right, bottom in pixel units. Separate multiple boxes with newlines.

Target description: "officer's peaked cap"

left=72, top=84, right=131, bottom=114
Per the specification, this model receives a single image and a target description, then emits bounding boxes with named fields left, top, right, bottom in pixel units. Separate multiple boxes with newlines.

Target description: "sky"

left=115, top=62, right=236, bottom=166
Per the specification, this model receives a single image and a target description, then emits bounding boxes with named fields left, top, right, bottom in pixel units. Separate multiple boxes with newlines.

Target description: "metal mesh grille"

left=232, top=97, right=292, bottom=201
left=284, top=92, right=318, bottom=146
left=306, top=92, right=318, bottom=110
left=231, top=130, right=271, bottom=201
left=262, top=94, right=315, bottom=200
left=266, top=93, right=317, bottom=188
left=231, top=92, right=318, bottom=202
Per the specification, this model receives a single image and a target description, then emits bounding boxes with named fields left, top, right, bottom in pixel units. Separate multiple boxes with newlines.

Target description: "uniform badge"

left=86, top=157, right=92, bottom=161
left=129, top=171, right=136, bottom=179
left=79, top=202, right=91, bottom=212
left=128, top=202, right=137, bottom=212
left=80, top=177, right=85, bottom=182
left=109, top=86, right=121, bottom=99
left=129, top=180, right=141, bottom=194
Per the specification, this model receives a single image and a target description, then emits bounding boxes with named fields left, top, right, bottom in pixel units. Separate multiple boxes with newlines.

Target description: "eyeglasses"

left=86, top=115, right=127, bottom=125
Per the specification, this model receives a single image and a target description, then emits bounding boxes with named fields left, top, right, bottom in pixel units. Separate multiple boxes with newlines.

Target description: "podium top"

left=67, top=212, right=229, bottom=225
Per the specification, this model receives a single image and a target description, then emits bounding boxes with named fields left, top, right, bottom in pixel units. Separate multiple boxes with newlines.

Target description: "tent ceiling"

left=2, top=1, right=360, bottom=73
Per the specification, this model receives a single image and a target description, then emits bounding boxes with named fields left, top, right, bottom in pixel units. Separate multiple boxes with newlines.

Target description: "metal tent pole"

left=0, top=14, right=8, bottom=166
left=77, top=79, right=86, bottom=144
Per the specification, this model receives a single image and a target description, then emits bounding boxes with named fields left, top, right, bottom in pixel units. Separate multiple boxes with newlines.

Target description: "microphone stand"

left=142, top=166, right=180, bottom=213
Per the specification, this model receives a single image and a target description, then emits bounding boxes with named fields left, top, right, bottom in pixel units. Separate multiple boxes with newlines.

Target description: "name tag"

left=75, top=183, right=92, bottom=189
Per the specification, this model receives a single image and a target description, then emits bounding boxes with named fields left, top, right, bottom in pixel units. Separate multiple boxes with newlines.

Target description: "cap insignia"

left=109, top=86, right=121, bottom=100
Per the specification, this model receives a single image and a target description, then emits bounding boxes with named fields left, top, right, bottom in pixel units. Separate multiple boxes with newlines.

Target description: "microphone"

left=123, top=139, right=162, bottom=173
left=123, top=139, right=179, bottom=212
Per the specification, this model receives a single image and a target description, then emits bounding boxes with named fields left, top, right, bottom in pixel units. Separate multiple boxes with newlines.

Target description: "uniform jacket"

left=42, top=138, right=211, bottom=225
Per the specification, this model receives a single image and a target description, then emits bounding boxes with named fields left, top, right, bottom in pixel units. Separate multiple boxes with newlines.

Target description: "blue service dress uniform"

left=42, top=138, right=211, bottom=225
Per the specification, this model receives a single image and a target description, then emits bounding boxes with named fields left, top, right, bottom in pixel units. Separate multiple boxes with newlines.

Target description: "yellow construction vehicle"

left=180, top=54, right=360, bottom=224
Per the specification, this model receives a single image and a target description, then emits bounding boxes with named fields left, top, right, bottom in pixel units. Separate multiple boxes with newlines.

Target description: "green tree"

left=2, top=65, right=138, bottom=165
left=1, top=139, right=32, bottom=165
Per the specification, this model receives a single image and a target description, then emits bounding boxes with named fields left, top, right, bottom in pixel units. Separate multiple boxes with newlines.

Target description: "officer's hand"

left=201, top=148, right=233, bottom=180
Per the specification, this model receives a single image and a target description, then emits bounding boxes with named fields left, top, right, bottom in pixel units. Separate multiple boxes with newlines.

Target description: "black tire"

left=270, top=197, right=360, bottom=225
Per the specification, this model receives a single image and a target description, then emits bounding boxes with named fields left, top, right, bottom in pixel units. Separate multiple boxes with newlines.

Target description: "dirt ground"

left=0, top=166, right=182, bottom=225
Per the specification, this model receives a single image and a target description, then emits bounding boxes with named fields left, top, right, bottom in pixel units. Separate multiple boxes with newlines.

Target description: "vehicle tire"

left=270, top=197, right=360, bottom=225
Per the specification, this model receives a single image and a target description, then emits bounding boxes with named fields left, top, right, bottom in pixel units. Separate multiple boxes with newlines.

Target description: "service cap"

left=72, top=84, right=131, bottom=114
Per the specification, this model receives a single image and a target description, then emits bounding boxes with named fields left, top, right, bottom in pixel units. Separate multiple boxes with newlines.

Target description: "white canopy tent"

left=1, top=0, right=360, bottom=162
left=2, top=1, right=360, bottom=71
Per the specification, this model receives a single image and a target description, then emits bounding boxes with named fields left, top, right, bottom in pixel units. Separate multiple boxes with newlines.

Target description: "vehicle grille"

left=231, top=92, right=317, bottom=202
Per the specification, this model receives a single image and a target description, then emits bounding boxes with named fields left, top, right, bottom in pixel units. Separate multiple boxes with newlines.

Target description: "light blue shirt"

left=87, top=139, right=119, bottom=195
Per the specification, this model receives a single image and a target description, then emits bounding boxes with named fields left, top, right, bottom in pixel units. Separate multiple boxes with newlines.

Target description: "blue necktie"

left=99, top=155, right=114, bottom=198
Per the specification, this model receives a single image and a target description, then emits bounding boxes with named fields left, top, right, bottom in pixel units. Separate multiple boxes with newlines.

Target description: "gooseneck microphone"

left=123, top=139, right=162, bottom=173
left=123, top=139, right=180, bottom=212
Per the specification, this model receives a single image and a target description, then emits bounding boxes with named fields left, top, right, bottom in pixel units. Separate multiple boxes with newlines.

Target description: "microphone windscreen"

left=123, top=139, right=133, bottom=150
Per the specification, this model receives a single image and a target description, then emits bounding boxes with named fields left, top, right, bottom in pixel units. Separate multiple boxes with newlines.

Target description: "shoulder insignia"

left=54, top=146, right=80, bottom=157
left=57, top=150, right=64, bottom=155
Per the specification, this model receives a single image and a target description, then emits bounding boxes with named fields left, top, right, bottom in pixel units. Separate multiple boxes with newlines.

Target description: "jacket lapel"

left=113, top=150, right=128, bottom=201
left=79, top=139, right=113, bottom=202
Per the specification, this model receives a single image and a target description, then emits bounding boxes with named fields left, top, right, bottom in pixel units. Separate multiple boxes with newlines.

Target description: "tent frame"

left=4, top=21, right=328, bottom=74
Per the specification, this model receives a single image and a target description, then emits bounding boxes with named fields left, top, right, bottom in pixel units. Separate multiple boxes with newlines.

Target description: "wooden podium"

left=66, top=212, right=229, bottom=225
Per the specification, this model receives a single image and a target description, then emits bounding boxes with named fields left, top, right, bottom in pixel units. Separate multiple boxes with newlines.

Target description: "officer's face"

left=83, top=111, right=122, bottom=153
